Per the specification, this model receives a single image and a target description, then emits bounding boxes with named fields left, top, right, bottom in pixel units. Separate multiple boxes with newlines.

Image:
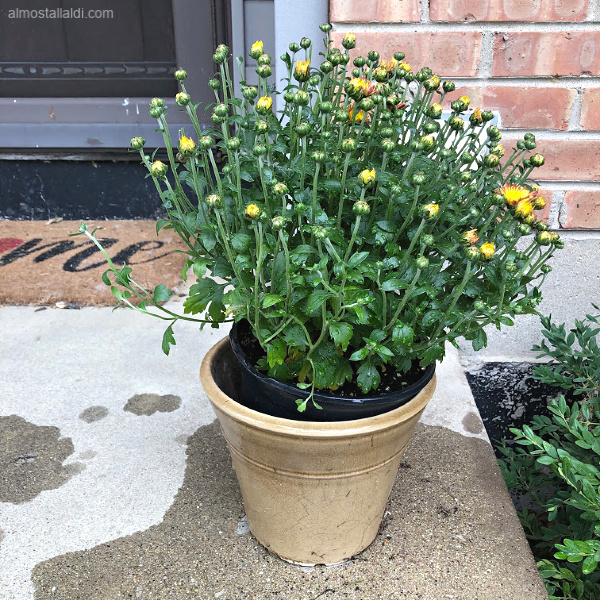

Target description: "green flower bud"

left=420, top=134, right=435, bottom=152
left=149, top=106, right=164, bottom=119
left=253, top=144, right=267, bottom=156
left=460, top=171, right=473, bottom=183
left=394, top=52, right=405, bottom=61
left=151, top=160, right=168, bottom=179
left=256, top=64, right=272, bottom=78
left=334, top=109, right=348, bottom=122
left=308, top=75, right=320, bottom=86
left=213, top=51, right=227, bottom=64
left=517, top=140, right=527, bottom=150
left=130, top=136, right=145, bottom=150
left=524, top=132, right=536, bottom=142
left=272, top=182, right=289, bottom=196
left=205, top=193, right=222, bottom=207
left=505, top=261, right=517, bottom=273
left=465, top=246, right=480, bottom=260
left=341, top=138, right=357, bottom=153
left=150, top=97, right=165, bottom=109
left=536, top=231, right=553, bottom=246
left=481, top=110, right=494, bottom=122
left=450, top=100, right=465, bottom=113
left=208, top=78, right=221, bottom=90
left=312, top=225, right=328, bottom=239
left=483, top=153, right=500, bottom=168
left=353, top=57, right=366, bottom=68
left=271, top=216, right=286, bottom=230
left=257, top=53, right=271, bottom=65
left=379, top=127, right=394, bottom=138
left=295, top=202, right=307, bottom=214
left=404, top=72, right=415, bottom=82
left=367, top=50, right=380, bottom=63
left=423, top=121, right=440, bottom=134
left=443, top=80, right=456, bottom=93
left=331, top=52, right=345, bottom=66
left=518, top=223, right=532, bottom=236
left=284, top=92, right=295, bottom=103
left=226, top=137, right=240, bottom=151
left=359, top=97, right=375, bottom=111
left=242, top=86, right=258, bottom=100
left=541, top=264, right=552, bottom=274
left=423, top=76, right=441, bottom=91
left=199, top=135, right=213, bottom=150
left=320, top=23, right=332, bottom=32
left=312, top=150, right=326, bottom=162
left=342, top=33, right=356, bottom=50
left=320, top=61, right=334, bottom=74
left=214, top=103, right=228, bottom=117
left=412, top=172, right=426, bottom=185
left=289, top=42, right=300, bottom=52
left=255, top=119, right=269, bottom=134
left=294, top=90, right=310, bottom=106
left=530, top=153, right=545, bottom=167
left=320, top=101, right=333, bottom=114
left=487, top=125, right=501, bottom=140
left=449, top=116, right=464, bottom=131
left=222, top=164, right=232, bottom=175
left=300, top=37, right=311, bottom=49
left=174, top=69, right=187, bottom=81
left=211, top=113, right=225, bottom=124
left=353, top=200, right=371, bottom=215
left=474, top=299, right=486, bottom=312
left=382, top=138, right=395, bottom=153
left=352, top=68, right=360, bottom=78
left=416, top=256, right=429, bottom=269
left=422, top=234, right=435, bottom=246
left=295, top=122, right=311, bottom=137
left=554, top=239, right=564, bottom=249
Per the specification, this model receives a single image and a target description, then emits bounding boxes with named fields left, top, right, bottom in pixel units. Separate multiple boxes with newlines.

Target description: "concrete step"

left=0, top=305, right=547, bottom=600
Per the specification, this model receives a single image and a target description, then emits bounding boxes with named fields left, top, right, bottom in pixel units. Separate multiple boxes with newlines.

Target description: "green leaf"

left=348, top=251, right=370, bottom=269
left=262, top=294, right=284, bottom=308
left=349, top=347, right=369, bottom=361
left=382, top=278, right=408, bottom=292
left=200, top=227, right=218, bottom=252
left=282, top=325, right=308, bottom=348
left=231, top=233, right=253, bottom=253
left=153, top=283, right=173, bottom=304
left=162, top=324, right=176, bottom=355
left=392, top=322, right=414, bottom=346
left=357, top=362, right=380, bottom=393
left=193, top=258, right=211, bottom=278
left=266, top=339, right=287, bottom=368
left=329, top=322, right=353, bottom=351
left=307, top=290, right=333, bottom=315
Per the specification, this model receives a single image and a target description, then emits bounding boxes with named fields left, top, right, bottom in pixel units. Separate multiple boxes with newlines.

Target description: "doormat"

left=0, top=220, right=188, bottom=307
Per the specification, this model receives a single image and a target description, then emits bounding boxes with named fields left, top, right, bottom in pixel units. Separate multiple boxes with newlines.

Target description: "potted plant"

left=78, top=25, right=562, bottom=565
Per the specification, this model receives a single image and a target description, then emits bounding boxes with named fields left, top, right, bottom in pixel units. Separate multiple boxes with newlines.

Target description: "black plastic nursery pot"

left=229, top=320, right=436, bottom=422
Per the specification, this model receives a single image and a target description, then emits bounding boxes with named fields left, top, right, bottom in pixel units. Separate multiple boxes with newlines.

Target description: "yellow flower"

left=178, top=134, right=196, bottom=155
left=480, top=242, right=495, bottom=260
left=422, top=203, right=439, bottom=218
left=470, top=107, right=483, bottom=125
left=358, top=168, right=376, bottom=186
left=346, top=77, right=369, bottom=99
left=533, top=196, right=547, bottom=210
left=381, top=57, right=398, bottom=73
left=398, top=62, right=412, bottom=73
left=256, top=96, right=273, bottom=115
left=515, top=198, right=534, bottom=218
left=294, top=59, right=311, bottom=82
left=462, top=229, right=479, bottom=245
left=250, top=40, right=263, bottom=59
left=347, top=104, right=367, bottom=122
left=497, top=183, right=531, bottom=207
left=245, top=204, right=261, bottom=219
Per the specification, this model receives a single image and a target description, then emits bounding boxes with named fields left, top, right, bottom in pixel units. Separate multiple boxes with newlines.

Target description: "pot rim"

left=201, top=336, right=437, bottom=438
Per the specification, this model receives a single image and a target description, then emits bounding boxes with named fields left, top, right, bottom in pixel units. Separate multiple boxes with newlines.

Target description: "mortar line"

left=500, top=129, right=600, bottom=140
left=332, top=21, right=600, bottom=33
left=547, top=190, right=565, bottom=230
left=478, top=31, right=494, bottom=78
left=446, top=76, right=600, bottom=88
left=419, top=0, right=430, bottom=23
left=587, top=0, right=600, bottom=21
left=558, top=193, right=568, bottom=227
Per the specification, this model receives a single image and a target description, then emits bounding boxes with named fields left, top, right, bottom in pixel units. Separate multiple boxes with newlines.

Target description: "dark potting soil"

left=465, top=362, right=576, bottom=459
left=236, top=322, right=429, bottom=400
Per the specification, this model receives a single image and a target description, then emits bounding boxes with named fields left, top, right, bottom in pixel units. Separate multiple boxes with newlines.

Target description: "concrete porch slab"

left=0, top=305, right=547, bottom=600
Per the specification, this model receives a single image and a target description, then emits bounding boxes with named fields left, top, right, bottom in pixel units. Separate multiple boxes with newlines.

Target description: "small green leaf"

left=357, top=362, right=380, bottom=393
left=329, top=322, right=353, bottom=351
left=307, top=290, right=332, bottom=315
left=153, top=283, right=173, bottom=304
left=266, top=339, right=287, bottom=368
left=231, top=233, right=253, bottom=253
left=348, top=251, right=370, bottom=269
left=162, top=324, right=176, bottom=355
left=349, top=347, right=369, bottom=361
left=392, top=322, right=414, bottom=346
left=262, top=294, right=284, bottom=308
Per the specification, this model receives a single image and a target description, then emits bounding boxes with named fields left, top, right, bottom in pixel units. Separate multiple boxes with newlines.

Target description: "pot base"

left=201, top=337, right=437, bottom=565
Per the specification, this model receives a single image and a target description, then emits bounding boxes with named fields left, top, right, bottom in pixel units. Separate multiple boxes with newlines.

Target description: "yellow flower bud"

left=245, top=203, right=261, bottom=219
left=293, top=59, right=311, bottom=82
left=459, top=96, right=470, bottom=108
left=178, top=135, right=196, bottom=156
left=462, top=229, right=479, bottom=245
left=358, top=168, right=376, bottom=187
left=250, top=40, right=264, bottom=59
left=533, top=196, right=546, bottom=210
left=515, top=198, right=534, bottom=219
left=151, top=160, right=168, bottom=178
left=256, top=96, right=273, bottom=115
left=422, top=203, right=439, bottom=219
left=479, top=242, right=495, bottom=260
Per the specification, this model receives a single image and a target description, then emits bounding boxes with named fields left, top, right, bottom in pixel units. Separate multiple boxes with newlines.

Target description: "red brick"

left=581, top=89, right=600, bottom=130
left=331, top=32, right=482, bottom=77
left=503, top=138, right=600, bottom=181
left=493, top=32, right=600, bottom=77
left=563, top=191, right=600, bottom=228
left=330, top=0, right=420, bottom=23
left=440, top=86, right=575, bottom=130
left=531, top=189, right=554, bottom=224
left=430, top=0, right=588, bottom=22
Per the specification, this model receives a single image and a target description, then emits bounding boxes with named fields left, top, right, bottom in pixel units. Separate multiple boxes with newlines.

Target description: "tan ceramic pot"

left=200, top=336, right=437, bottom=566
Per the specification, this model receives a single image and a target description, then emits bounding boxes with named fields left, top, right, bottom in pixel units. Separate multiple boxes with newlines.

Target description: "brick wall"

left=330, top=0, right=600, bottom=230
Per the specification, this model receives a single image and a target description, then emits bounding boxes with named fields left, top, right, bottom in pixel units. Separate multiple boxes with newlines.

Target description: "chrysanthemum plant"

left=79, top=26, right=562, bottom=410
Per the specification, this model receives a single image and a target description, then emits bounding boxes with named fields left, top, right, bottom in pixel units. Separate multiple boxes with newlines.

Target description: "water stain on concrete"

left=462, top=410, right=484, bottom=435
left=0, top=415, right=80, bottom=504
left=32, top=422, right=547, bottom=600
left=78, top=406, right=109, bottom=423
left=0, top=528, right=4, bottom=544
left=123, top=393, right=181, bottom=416
left=77, top=450, right=97, bottom=461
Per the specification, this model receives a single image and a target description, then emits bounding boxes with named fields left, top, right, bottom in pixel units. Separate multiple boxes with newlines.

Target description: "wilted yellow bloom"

left=358, top=168, right=376, bottom=186
left=480, top=242, right=495, bottom=260
left=515, top=198, right=534, bottom=218
left=245, top=203, right=261, bottom=219
left=381, top=57, right=398, bottom=73
left=178, top=135, right=195, bottom=155
left=250, top=40, right=263, bottom=59
left=470, top=107, right=483, bottom=125
left=294, top=59, right=311, bottom=82
left=348, top=106, right=366, bottom=122
left=256, top=96, right=273, bottom=115
left=497, top=183, right=531, bottom=207
left=462, top=229, right=479, bottom=245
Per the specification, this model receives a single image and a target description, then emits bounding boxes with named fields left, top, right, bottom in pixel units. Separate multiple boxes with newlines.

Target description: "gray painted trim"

left=230, top=0, right=245, bottom=99
left=273, top=0, right=328, bottom=111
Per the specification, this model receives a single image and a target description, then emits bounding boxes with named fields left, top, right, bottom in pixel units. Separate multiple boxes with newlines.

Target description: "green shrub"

left=499, top=308, right=600, bottom=599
